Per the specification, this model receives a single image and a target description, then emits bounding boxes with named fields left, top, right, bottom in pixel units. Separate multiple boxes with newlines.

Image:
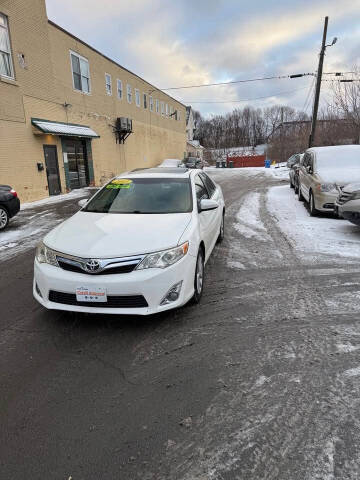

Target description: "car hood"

left=44, top=211, right=192, bottom=258
left=342, top=182, right=360, bottom=193
left=318, top=168, right=360, bottom=186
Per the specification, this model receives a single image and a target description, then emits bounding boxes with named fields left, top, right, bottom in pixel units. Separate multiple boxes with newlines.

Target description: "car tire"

left=0, top=206, right=9, bottom=231
left=192, top=248, right=204, bottom=304
left=290, top=179, right=294, bottom=189
left=217, top=212, right=225, bottom=243
left=298, top=183, right=304, bottom=201
left=309, top=191, right=318, bottom=216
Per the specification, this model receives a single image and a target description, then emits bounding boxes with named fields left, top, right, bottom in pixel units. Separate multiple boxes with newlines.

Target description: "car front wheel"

left=309, top=191, right=318, bottom=216
left=0, top=207, right=9, bottom=231
left=192, top=249, right=204, bottom=304
left=217, top=213, right=225, bottom=243
left=298, top=183, right=304, bottom=201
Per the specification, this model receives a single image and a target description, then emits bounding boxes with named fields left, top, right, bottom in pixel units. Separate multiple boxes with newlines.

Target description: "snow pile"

left=234, top=192, right=270, bottom=240
left=21, top=187, right=96, bottom=210
left=267, top=185, right=360, bottom=259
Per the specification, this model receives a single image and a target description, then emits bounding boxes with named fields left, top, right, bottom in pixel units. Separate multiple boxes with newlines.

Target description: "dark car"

left=287, top=153, right=303, bottom=192
left=0, top=185, right=20, bottom=230
left=185, top=157, right=203, bottom=169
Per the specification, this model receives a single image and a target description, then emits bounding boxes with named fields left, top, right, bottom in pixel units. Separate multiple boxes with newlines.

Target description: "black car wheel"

left=309, top=191, right=318, bottom=216
left=298, top=183, right=304, bottom=201
left=217, top=213, right=225, bottom=243
left=192, top=249, right=204, bottom=304
left=0, top=206, right=9, bottom=230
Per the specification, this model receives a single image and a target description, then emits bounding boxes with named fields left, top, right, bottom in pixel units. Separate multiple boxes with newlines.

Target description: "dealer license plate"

left=76, top=286, right=107, bottom=302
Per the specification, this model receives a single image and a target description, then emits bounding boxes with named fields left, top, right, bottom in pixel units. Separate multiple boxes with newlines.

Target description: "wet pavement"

left=1, top=170, right=360, bottom=479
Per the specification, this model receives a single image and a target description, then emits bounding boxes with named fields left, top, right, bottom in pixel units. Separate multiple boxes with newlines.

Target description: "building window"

left=170, top=106, right=173, bottom=119
left=155, top=99, right=159, bottom=114
left=70, top=51, right=90, bottom=93
left=127, top=84, right=132, bottom=103
left=165, top=104, right=169, bottom=117
left=0, top=14, right=14, bottom=78
left=135, top=89, right=140, bottom=107
left=178, top=110, right=181, bottom=121
left=160, top=101, right=165, bottom=116
left=117, top=79, right=123, bottom=99
left=143, top=93, right=147, bottom=109
left=149, top=96, right=154, bottom=112
left=105, top=73, right=112, bottom=95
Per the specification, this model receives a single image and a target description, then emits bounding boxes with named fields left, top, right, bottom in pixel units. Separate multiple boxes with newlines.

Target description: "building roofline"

left=47, top=20, right=186, bottom=108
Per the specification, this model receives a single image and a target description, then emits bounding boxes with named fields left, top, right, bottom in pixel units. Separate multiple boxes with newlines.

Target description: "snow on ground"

left=234, top=192, right=270, bottom=241
left=267, top=185, right=360, bottom=260
left=205, top=165, right=289, bottom=181
left=21, top=187, right=96, bottom=210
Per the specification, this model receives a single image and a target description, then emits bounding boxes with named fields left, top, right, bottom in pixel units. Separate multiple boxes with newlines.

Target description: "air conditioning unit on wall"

left=114, top=117, right=133, bottom=144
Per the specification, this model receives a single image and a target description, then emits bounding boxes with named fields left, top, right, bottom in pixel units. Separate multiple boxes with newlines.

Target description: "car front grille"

left=57, top=260, right=136, bottom=275
left=49, top=290, right=148, bottom=308
left=56, top=253, right=144, bottom=275
left=337, top=191, right=352, bottom=205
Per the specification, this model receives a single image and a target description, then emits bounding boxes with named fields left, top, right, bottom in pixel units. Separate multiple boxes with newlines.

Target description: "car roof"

left=119, top=167, right=191, bottom=178
left=307, top=145, right=360, bottom=155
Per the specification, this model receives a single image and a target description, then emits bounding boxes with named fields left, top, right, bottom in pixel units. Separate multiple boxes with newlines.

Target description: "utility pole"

left=280, top=106, right=284, bottom=165
left=309, top=16, right=329, bottom=148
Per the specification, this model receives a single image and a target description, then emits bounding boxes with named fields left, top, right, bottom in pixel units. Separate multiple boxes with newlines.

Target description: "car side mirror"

left=200, top=199, right=219, bottom=212
left=78, top=198, right=87, bottom=208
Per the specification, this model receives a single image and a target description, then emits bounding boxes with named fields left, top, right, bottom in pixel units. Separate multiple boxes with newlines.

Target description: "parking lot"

left=2, top=167, right=360, bottom=479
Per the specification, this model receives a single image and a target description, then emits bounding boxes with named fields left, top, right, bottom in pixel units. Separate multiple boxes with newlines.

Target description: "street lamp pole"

left=308, top=16, right=337, bottom=148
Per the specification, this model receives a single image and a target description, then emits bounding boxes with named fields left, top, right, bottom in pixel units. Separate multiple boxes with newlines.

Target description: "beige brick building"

left=0, top=0, right=186, bottom=202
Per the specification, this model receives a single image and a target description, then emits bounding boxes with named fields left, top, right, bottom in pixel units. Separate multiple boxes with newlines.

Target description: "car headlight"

left=36, top=242, right=59, bottom=267
left=318, top=183, right=337, bottom=193
left=136, top=242, right=189, bottom=270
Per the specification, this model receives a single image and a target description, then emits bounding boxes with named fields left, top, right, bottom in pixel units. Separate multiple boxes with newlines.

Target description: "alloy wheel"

left=0, top=207, right=8, bottom=230
left=196, top=254, right=204, bottom=294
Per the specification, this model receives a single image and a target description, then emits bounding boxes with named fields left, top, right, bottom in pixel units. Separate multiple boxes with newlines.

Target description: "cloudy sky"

left=45, top=0, right=360, bottom=118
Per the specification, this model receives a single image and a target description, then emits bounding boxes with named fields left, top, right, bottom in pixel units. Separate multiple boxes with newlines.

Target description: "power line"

left=160, top=74, right=312, bottom=91
left=160, top=71, right=352, bottom=91
left=182, top=86, right=310, bottom=104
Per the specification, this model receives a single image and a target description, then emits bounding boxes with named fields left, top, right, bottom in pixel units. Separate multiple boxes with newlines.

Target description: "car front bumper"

left=313, top=190, right=338, bottom=211
left=33, top=253, right=197, bottom=315
left=336, top=199, right=360, bottom=225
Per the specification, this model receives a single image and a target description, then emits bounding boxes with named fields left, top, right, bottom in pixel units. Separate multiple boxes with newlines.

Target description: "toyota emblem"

left=85, top=259, right=101, bottom=272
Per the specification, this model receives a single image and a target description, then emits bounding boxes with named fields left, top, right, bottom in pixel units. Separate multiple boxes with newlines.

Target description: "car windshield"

left=316, top=151, right=360, bottom=170
left=83, top=177, right=193, bottom=214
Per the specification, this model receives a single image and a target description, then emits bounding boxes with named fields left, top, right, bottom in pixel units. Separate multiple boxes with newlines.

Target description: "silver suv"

left=298, top=145, right=360, bottom=216
left=336, top=183, right=360, bottom=225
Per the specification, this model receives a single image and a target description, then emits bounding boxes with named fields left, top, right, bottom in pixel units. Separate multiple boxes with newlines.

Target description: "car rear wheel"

left=192, top=249, right=204, bottom=304
left=0, top=207, right=9, bottom=231
left=309, top=191, right=318, bottom=216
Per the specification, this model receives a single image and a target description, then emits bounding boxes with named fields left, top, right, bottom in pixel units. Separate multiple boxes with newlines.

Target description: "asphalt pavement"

left=2, top=170, right=360, bottom=479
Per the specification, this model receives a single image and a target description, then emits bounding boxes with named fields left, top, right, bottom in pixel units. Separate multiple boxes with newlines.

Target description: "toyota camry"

left=33, top=167, right=225, bottom=315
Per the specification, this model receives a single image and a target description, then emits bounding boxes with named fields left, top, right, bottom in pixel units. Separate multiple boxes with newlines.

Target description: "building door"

left=63, top=139, right=89, bottom=189
left=43, top=145, right=61, bottom=195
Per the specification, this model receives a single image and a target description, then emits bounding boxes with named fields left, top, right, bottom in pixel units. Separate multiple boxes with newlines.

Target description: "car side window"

left=200, top=172, right=216, bottom=197
left=195, top=174, right=209, bottom=203
left=308, top=154, right=314, bottom=172
left=303, top=153, right=309, bottom=169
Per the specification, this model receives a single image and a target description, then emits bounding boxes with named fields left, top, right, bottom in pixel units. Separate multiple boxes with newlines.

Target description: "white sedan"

left=33, top=167, right=225, bottom=315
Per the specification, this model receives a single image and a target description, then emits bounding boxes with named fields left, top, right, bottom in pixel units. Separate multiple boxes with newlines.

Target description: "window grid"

left=117, top=79, right=123, bottom=99
left=0, top=13, right=14, bottom=79
left=149, top=96, right=154, bottom=112
left=135, top=89, right=140, bottom=107
left=105, top=73, right=112, bottom=95
left=70, top=51, right=90, bottom=93
left=143, top=93, right=147, bottom=109
left=156, top=99, right=159, bottom=114
left=127, top=84, right=132, bottom=103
